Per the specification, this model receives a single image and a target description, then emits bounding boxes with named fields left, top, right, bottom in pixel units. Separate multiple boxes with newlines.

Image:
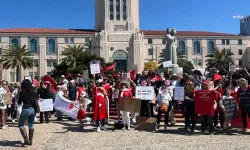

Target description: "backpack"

left=114, top=120, right=124, bottom=129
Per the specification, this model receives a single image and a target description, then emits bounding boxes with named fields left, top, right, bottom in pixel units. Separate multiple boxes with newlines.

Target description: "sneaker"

left=164, top=125, right=167, bottom=130
left=127, top=126, right=131, bottom=131
left=7, top=116, right=12, bottom=121
left=131, top=119, right=136, bottom=124
left=97, top=127, right=101, bottom=132
left=242, top=128, right=248, bottom=132
left=2, top=125, right=7, bottom=130
left=12, top=119, right=16, bottom=123
left=122, top=127, right=126, bottom=131
left=101, top=125, right=107, bottom=131
left=155, top=125, right=159, bottom=131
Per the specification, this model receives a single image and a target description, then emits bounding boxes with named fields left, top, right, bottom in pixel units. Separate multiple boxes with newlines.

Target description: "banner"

left=38, top=99, right=54, bottom=112
left=135, top=86, right=155, bottom=100
left=195, top=90, right=216, bottom=115
left=54, top=94, right=79, bottom=119
left=174, top=86, right=184, bottom=101
left=162, top=61, right=172, bottom=68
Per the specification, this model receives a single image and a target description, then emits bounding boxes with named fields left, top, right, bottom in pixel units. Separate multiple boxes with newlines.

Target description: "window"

left=116, top=5, right=120, bottom=11
left=208, top=41, right=215, bottom=54
left=238, top=39, right=242, bottom=45
left=239, top=60, right=243, bottom=66
left=64, top=37, right=69, bottom=43
left=193, top=59, right=202, bottom=66
left=193, top=41, right=201, bottom=54
left=47, top=60, right=57, bottom=67
left=179, top=40, right=186, bottom=54
left=33, top=60, right=39, bottom=66
left=11, top=39, right=19, bottom=47
left=70, top=37, right=74, bottom=43
left=29, top=72, right=33, bottom=77
left=34, top=72, right=38, bottom=80
left=47, top=72, right=52, bottom=75
left=226, top=39, right=230, bottom=45
left=85, top=37, right=90, bottom=43
left=222, top=39, right=225, bottom=45
left=10, top=72, right=15, bottom=82
left=116, top=15, right=120, bottom=20
left=238, top=49, right=243, bottom=55
left=123, top=15, right=127, bottom=20
left=148, top=48, right=153, bottom=55
left=162, top=38, right=166, bottom=44
left=48, top=39, right=56, bottom=54
left=110, top=15, right=114, bottom=20
left=30, top=39, right=38, bottom=53
left=116, top=0, right=120, bottom=5
left=148, top=38, right=153, bottom=44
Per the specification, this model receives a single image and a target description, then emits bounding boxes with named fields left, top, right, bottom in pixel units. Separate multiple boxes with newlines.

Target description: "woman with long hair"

left=0, top=81, right=9, bottom=130
left=18, top=79, right=38, bottom=146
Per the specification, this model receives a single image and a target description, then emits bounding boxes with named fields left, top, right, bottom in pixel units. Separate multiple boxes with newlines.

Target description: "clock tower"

left=95, top=0, right=140, bottom=31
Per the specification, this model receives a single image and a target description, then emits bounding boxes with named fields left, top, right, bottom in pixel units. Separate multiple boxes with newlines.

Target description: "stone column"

left=202, top=47, right=206, bottom=68
left=132, top=32, right=144, bottom=72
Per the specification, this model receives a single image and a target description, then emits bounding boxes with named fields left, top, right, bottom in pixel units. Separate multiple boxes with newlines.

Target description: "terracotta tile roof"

left=0, top=28, right=95, bottom=34
left=142, top=30, right=239, bottom=36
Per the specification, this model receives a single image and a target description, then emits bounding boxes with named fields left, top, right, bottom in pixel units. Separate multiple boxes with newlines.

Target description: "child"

left=219, top=89, right=238, bottom=132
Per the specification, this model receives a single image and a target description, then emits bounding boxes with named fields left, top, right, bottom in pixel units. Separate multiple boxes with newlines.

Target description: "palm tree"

left=61, top=45, right=85, bottom=70
left=206, top=47, right=234, bottom=71
left=0, top=45, right=33, bottom=82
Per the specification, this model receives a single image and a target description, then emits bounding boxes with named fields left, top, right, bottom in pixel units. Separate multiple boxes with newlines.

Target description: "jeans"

left=18, top=107, right=35, bottom=129
left=156, top=101, right=173, bottom=125
left=184, top=100, right=196, bottom=130
left=242, top=112, right=250, bottom=128
left=140, top=101, right=152, bottom=117
left=201, top=115, right=214, bottom=133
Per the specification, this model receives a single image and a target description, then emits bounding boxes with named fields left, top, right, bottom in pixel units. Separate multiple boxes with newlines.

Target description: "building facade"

left=0, top=0, right=250, bottom=82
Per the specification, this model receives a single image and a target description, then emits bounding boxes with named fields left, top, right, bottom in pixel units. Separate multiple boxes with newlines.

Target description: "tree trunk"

left=16, top=67, right=20, bottom=82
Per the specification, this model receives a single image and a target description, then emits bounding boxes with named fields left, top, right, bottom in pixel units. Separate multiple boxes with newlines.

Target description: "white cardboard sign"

left=174, top=86, right=184, bottom=101
left=135, top=86, right=155, bottom=100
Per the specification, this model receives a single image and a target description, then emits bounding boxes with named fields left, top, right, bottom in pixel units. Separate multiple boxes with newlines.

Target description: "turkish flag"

left=130, top=68, right=136, bottom=81
left=43, top=75, right=57, bottom=93
left=104, top=63, right=116, bottom=72
left=65, top=73, right=73, bottom=80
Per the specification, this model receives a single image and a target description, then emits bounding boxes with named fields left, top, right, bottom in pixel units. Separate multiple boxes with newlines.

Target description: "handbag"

left=160, top=103, right=168, bottom=112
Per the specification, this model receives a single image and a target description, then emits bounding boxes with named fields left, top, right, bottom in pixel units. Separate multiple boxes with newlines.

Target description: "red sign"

left=195, top=90, right=216, bottom=115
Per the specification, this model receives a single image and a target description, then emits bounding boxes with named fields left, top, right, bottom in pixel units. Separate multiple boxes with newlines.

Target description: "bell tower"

left=95, top=0, right=140, bottom=31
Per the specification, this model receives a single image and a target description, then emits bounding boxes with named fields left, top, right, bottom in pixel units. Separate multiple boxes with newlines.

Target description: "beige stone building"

left=0, top=0, right=250, bottom=82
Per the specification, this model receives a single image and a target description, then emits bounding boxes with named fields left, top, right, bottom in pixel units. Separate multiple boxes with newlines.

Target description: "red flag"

left=43, top=75, right=57, bottom=92
left=65, top=73, right=73, bottom=79
left=130, top=68, right=136, bottom=81
left=213, top=73, right=222, bottom=81
left=104, top=63, right=116, bottom=72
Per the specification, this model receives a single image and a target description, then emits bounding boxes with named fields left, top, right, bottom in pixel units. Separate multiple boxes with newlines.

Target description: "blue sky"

left=0, top=0, right=249, bottom=34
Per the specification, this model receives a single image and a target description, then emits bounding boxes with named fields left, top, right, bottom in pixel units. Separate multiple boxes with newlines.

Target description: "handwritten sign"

left=83, top=70, right=89, bottom=80
left=90, top=64, right=100, bottom=74
left=38, top=99, right=53, bottom=112
left=238, top=91, right=250, bottom=112
left=3, top=93, right=11, bottom=105
left=162, top=61, right=172, bottom=68
left=135, top=86, right=155, bottom=100
left=174, top=86, right=184, bottom=101
left=222, top=98, right=238, bottom=121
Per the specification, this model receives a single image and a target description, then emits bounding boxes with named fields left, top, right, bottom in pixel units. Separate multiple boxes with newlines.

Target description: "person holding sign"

left=183, top=81, right=196, bottom=133
left=219, top=90, right=238, bottom=133
left=118, top=81, right=133, bottom=131
left=155, top=86, right=172, bottom=131
left=237, top=78, right=250, bottom=132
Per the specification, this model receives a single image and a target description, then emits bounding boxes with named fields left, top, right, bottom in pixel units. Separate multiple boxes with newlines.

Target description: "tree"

left=61, top=45, right=85, bottom=70
left=158, top=49, right=194, bottom=73
left=0, top=45, right=33, bottom=81
left=206, top=48, right=234, bottom=72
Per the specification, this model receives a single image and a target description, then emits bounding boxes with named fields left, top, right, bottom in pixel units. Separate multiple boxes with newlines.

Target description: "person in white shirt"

left=56, top=85, right=64, bottom=121
left=155, top=86, right=172, bottom=131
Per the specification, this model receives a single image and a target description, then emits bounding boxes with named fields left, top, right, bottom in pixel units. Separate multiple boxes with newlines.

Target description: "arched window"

left=11, top=39, right=19, bottom=47
left=208, top=41, right=215, bottom=54
left=194, top=41, right=201, bottom=54
left=30, top=39, right=38, bottom=53
left=179, top=40, right=186, bottom=54
left=48, top=39, right=56, bottom=54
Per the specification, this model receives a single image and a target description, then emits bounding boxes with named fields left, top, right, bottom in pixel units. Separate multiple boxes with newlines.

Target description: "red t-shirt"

left=78, top=87, right=84, bottom=99
left=195, top=90, right=216, bottom=116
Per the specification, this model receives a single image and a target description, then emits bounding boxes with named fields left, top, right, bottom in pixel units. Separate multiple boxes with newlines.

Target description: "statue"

left=165, top=28, right=178, bottom=67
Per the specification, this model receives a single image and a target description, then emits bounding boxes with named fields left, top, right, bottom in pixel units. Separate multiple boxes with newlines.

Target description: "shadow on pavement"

left=0, top=140, right=23, bottom=147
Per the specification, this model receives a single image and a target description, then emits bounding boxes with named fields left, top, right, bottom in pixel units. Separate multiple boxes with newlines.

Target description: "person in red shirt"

left=237, top=78, right=250, bottom=132
left=77, top=82, right=85, bottom=100
left=213, top=79, right=224, bottom=128
left=118, top=81, right=133, bottom=130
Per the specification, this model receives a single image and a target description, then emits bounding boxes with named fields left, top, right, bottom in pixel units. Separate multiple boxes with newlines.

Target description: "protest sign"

left=135, top=86, right=155, bottom=100
left=238, top=91, right=250, bottom=112
left=24, top=76, right=33, bottom=82
left=222, top=98, right=238, bottom=121
left=162, top=61, right=172, bottom=68
left=38, top=99, right=54, bottom=112
left=174, top=86, right=184, bottom=101
left=119, top=97, right=141, bottom=113
left=83, top=70, right=89, bottom=80
left=195, top=90, right=216, bottom=115
left=3, top=93, right=11, bottom=105
left=54, top=94, right=80, bottom=119
left=90, top=60, right=100, bottom=74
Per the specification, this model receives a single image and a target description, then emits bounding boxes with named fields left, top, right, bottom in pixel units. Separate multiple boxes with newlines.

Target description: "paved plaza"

left=0, top=117, right=250, bottom=150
